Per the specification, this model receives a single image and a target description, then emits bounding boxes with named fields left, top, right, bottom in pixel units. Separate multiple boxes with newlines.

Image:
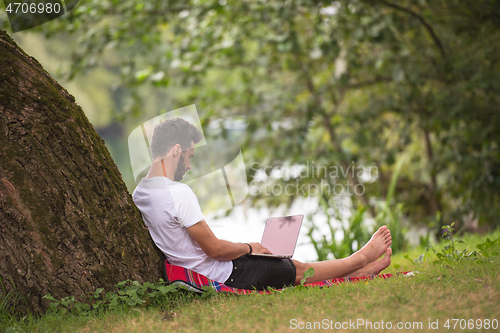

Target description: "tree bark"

left=0, top=29, right=159, bottom=313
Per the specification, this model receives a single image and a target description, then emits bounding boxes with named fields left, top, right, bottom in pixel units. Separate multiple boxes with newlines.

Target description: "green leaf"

left=92, top=300, right=102, bottom=309
left=134, top=67, right=153, bottom=82
left=300, top=267, right=315, bottom=285
left=42, top=294, right=58, bottom=302
left=403, top=254, right=413, bottom=263
left=414, top=254, right=425, bottom=264
left=93, top=288, right=104, bottom=298
left=116, top=280, right=131, bottom=288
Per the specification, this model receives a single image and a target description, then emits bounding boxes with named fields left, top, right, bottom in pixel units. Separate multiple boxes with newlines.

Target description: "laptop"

left=248, top=215, right=304, bottom=259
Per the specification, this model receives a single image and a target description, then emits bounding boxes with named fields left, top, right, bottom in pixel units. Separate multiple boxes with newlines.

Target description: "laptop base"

left=247, top=253, right=292, bottom=259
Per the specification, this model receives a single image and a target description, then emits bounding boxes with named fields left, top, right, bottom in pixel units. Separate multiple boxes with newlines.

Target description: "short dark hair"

left=150, top=117, right=203, bottom=159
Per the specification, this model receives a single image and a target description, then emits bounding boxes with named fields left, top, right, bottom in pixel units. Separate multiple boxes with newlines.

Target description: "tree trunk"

left=0, top=29, right=159, bottom=313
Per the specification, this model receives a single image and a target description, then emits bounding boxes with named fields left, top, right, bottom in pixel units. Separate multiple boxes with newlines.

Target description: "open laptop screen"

left=260, top=215, right=303, bottom=256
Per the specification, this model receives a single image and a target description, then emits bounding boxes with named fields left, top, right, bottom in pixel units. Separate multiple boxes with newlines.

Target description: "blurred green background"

left=2, top=0, right=499, bottom=259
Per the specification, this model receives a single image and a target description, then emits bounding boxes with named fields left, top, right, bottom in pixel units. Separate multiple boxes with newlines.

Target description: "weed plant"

left=0, top=276, right=29, bottom=328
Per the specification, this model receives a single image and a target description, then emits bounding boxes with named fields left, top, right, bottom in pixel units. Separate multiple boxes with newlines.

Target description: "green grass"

left=3, top=230, right=500, bottom=332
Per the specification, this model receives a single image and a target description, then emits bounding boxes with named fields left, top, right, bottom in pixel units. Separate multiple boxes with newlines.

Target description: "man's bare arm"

left=187, top=219, right=272, bottom=261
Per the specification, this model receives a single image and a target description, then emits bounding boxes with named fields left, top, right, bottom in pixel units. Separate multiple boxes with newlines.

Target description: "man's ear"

left=172, top=143, right=182, bottom=157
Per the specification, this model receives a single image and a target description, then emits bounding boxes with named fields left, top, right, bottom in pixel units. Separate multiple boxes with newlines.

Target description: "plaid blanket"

left=164, top=260, right=411, bottom=294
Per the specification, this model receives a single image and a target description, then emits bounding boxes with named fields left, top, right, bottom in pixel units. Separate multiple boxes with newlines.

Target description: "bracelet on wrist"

left=245, top=243, right=252, bottom=254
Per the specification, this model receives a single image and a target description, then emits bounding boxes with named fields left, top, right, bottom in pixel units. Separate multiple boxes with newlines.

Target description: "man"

left=133, top=117, right=392, bottom=290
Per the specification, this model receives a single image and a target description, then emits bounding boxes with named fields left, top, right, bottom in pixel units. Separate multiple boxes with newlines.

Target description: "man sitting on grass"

left=132, top=117, right=393, bottom=290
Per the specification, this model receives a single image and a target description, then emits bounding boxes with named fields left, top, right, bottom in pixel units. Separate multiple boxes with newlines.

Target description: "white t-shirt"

left=132, top=177, right=233, bottom=282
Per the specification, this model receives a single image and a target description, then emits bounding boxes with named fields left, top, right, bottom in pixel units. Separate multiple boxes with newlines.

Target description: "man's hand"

left=187, top=220, right=272, bottom=260
left=247, top=242, right=273, bottom=255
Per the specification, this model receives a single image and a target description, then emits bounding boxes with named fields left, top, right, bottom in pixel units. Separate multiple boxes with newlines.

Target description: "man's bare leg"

left=342, top=248, right=392, bottom=278
left=293, top=226, right=392, bottom=285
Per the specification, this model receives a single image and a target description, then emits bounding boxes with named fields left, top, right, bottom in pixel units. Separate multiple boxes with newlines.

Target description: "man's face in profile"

left=173, top=142, right=194, bottom=181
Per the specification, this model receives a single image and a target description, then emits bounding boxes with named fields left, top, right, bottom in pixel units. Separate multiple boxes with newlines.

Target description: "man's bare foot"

left=353, top=226, right=392, bottom=266
left=344, top=248, right=392, bottom=278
